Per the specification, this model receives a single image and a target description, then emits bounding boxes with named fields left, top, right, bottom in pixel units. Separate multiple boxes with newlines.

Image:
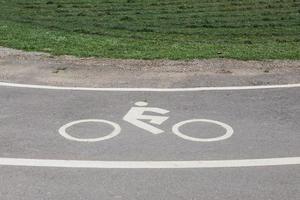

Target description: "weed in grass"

left=120, top=16, right=134, bottom=21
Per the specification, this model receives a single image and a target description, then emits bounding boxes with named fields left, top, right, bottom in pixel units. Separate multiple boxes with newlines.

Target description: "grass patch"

left=0, top=0, right=299, bottom=60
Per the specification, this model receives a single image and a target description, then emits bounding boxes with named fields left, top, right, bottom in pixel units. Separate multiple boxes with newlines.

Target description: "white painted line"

left=0, top=82, right=300, bottom=92
left=0, top=157, right=299, bottom=169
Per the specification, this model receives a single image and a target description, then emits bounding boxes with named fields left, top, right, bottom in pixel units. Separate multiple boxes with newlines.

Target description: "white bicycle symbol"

left=58, top=102, right=234, bottom=143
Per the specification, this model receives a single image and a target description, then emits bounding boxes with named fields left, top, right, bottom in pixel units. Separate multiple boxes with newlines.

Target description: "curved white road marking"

left=0, top=157, right=299, bottom=169
left=0, top=82, right=300, bottom=92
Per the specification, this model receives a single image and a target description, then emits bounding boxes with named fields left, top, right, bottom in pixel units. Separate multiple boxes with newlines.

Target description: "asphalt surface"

left=0, top=84, right=299, bottom=199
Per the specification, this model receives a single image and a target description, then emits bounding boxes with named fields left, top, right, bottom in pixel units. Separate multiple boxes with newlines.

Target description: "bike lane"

left=0, top=86, right=299, bottom=162
left=0, top=85, right=299, bottom=200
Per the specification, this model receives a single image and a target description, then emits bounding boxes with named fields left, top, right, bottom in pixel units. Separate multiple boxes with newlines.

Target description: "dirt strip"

left=0, top=47, right=299, bottom=87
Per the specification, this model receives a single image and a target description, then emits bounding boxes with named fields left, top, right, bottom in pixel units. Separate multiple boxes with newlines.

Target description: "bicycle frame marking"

left=123, top=101, right=170, bottom=134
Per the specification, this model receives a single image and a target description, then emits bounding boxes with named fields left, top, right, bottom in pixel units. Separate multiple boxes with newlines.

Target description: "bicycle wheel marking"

left=172, top=119, right=234, bottom=142
left=58, top=119, right=121, bottom=142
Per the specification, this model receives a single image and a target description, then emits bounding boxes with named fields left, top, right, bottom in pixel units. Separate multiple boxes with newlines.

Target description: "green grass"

left=0, top=0, right=299, bottom=60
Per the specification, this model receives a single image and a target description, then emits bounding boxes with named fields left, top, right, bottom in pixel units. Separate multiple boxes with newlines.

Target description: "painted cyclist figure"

left=59, top=101, right=233, bottom=142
